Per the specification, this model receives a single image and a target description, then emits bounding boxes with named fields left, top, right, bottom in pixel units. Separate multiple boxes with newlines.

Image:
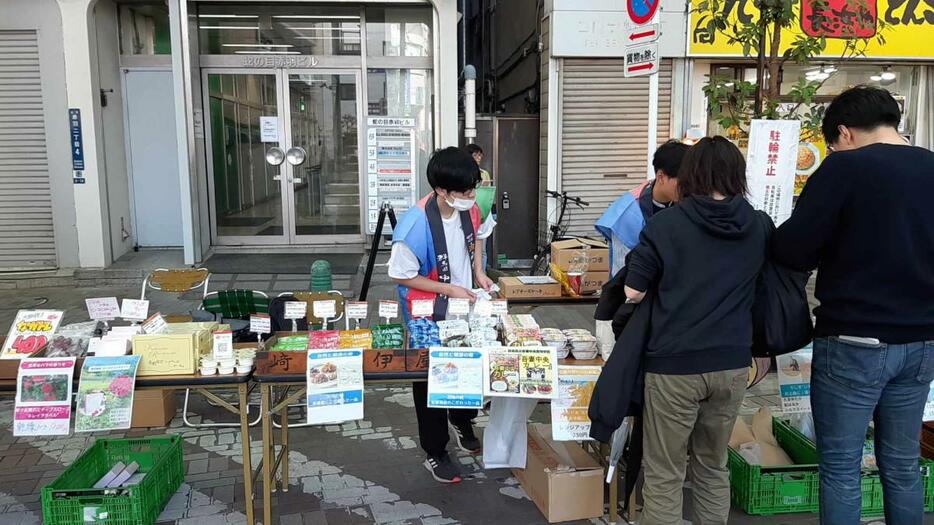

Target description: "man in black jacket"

left=772, top=86, right=934, bottom=525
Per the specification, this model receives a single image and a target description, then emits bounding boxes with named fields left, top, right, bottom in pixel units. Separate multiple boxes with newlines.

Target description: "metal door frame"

left=281, top=68, right=366, bottom=245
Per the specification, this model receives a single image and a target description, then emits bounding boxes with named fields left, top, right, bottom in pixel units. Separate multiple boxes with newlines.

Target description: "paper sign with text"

left=776, top=345, right=813, bottom=414
left=285, top=302, right=307, bottom=319
left=447, top=298, right=470, bottom=317
left=141, top=313, right=168, bottom=335
left=747, top=119, right=800, bottom=225
left=75, top=355, right=141, bottom=432
left=306, top=349, right=364, bottom=424
left=552, top=365, right=602, bottom=441
left=120, top=299, right=150, bottom=321
left=346, top=302, right=368, bottom=320
left=14, top=357, right=77, bottom=436
left=213, top=331, right=234, bottom=360
left=0, top=310, right=64, bottom=360
left=86, top=297, right=120, bottom=321
left=313, top=300, right=337, bottom=320
left=250, top=314, right=271, bottom=334
left=411, top=300, right=434, bottom=318
left=427, top=348, right=484, bottom=409
left=490, top=300, right=509, bottom=316
left=484, top=346, right=558, bottom=399
left=378, top=301, right=399, bottom=319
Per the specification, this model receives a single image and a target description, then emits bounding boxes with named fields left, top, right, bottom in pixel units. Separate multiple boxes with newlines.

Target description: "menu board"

left=427, top=348, right=484, bottom=409
left=776, top=345, right=813, bottom=414
left=14, top=357, right=77, bottom=436
left=484, top=346, right=558, bottom=399
left=551, top=365, right=602, bottom=441
left=306, top=349, right=364, bottom=424
left=366, top=117, right=417, bottom=234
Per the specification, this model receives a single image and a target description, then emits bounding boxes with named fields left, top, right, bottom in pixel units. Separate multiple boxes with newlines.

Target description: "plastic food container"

left=540, top=328, right=569, bottom=359
left=235, top=365, right=252, bottom=374
left=563, top=329, right=598, bottom=360
left=200, top=366, right=217, bottom=376
left=218, top=366, right=235, bottom=375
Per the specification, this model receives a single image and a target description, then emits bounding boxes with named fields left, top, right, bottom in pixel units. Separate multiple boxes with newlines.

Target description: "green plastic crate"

left=41, top=435, right=183, bottom=525
left=729, top=418, right=821, bottom=515
left=730, top=419, right=934, bottom=516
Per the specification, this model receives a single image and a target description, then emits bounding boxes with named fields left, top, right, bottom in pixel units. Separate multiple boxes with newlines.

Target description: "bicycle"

left=529, top=190, right=590, bottom=276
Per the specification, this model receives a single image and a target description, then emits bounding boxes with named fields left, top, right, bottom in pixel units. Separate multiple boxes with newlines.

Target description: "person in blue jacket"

left=595, top=139, right=689, bottom=277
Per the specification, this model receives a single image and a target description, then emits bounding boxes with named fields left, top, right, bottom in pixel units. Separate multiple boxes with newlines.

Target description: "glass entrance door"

left=283, top=71, right=362, bottom=241
left=204, top=69, right=363, bottom=245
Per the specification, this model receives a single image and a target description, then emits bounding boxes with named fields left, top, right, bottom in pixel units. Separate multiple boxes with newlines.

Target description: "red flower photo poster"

left=75, top=355, right=141, bottom=432
left=14, top=357, right=76, bottom=436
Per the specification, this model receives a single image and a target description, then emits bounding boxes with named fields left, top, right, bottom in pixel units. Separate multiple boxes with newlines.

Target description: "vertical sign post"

left=69, top=109, right=85, bottom=184
left=624, top=0, right=662, bottom=179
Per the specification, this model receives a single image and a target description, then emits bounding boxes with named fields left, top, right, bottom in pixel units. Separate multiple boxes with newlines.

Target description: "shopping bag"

left=482, top=397, right=539, bottom=469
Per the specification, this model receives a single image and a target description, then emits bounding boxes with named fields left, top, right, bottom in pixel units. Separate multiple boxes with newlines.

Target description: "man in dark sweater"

left=772, top=86, right=934, bottom=525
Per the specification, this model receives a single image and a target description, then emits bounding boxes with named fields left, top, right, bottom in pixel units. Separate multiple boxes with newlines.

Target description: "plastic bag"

left=482, top=397, right=539, bottom=469
left=595, top=320, right=615, bottom=361
left=789, top=413, right=816, bottom=442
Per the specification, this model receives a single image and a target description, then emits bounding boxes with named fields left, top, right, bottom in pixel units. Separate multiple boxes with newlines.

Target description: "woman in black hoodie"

left=624, top=136, right=769, bottom=525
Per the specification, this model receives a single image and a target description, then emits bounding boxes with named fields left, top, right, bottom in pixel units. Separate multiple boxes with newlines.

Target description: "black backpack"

left=751, top=212, right=814, bottom=357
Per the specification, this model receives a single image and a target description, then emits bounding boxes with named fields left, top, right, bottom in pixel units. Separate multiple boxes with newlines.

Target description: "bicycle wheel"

left=529, top=251, right=551, bottom=276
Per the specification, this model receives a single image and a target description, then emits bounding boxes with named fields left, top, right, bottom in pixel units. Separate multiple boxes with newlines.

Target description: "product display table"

left=251, top=349, right=428, bottom=525
left=0, top=371, right=258, bottom=525
left=506, top=295, right=601, bottom=305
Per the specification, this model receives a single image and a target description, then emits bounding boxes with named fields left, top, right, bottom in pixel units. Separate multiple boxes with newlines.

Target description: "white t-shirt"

left=388, top=212, right=496, bottom=289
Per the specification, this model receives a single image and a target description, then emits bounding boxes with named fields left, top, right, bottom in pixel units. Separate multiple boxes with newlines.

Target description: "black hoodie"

left=624, top=196, right=767, bottom=375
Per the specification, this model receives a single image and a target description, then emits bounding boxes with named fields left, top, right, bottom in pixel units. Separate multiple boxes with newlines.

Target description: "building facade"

left=0, top=0, right=459, bottom=270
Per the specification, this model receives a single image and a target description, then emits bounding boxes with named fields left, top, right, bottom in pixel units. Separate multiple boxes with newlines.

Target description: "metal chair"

left=141, top=267, right=211, bottom=301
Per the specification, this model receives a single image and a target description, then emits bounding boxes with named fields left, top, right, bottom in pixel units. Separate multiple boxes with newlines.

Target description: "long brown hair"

left=677, top=136, right=748, bottom=200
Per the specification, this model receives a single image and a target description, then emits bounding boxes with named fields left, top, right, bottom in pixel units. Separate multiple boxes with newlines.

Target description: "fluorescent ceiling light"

left=294, top=36, right=356, bottom=40
left=871, top=74, right=882, bottom=81
left=199, top=26, right=260, bottom=30
left=881, top=71, right=896, bottom=80
left=272, top=15, right=359, bottom=20
left=222, top=43, right=294, bottom=47
left=234, top=50, right=301, bottom=55
left=197, top=14, right=258, bottom=19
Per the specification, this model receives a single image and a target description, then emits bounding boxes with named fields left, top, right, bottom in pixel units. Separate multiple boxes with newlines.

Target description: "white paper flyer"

left=14, top=357, right=77, bottom=436
left=551, top=365, right=602, bottom=441
left=484, top=346, right=558, bottom=399
left=776, top=345, right=813, bottom=414
left=427, top=348, right=484, bottom=409
left=75, top=355, right=141, bottom=432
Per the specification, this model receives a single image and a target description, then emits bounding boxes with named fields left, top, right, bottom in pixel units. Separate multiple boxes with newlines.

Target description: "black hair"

left=822, top=85, right=901, bottom=144
left=653, top=139, right=689, bottom=178
left=427, top=146, right=479, bottom=192
left=464, top=144, right=483, bottom=156
left=677, top=136, right=748, bottom=199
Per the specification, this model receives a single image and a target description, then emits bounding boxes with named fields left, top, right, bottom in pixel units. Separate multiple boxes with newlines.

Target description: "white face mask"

left=445, top=196, right=475, bottom=211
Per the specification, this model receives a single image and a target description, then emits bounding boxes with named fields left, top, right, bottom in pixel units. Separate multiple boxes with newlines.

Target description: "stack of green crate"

left=42, top=435, right=183, bottom=525
left=729, top=418, right=934, bottom=516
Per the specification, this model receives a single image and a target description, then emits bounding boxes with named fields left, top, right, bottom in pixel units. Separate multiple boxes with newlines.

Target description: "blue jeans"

left=811, top=337, right=934, bottom=525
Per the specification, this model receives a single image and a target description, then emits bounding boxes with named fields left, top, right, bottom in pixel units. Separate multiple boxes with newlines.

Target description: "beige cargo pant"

left=640, top=368, right=748, bottom=525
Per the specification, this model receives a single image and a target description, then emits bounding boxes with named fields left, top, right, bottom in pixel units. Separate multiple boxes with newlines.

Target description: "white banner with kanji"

left=746, top=119, right=800, bottom=225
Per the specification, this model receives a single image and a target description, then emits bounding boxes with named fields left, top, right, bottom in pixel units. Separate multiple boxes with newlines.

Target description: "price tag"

left=491, top=300, right=509, bottom=316
left=411, top=299, right=434, bottom=318
left=346, top=301, right=368, bottom=320
left=213, top=331, right=234, bottom=360
left=379, top=300, right=399, bottom=319
left=120, top=299, right=150, bottom=321
left=250, top=314, right=271, bottom=334
left=448, top=298, right=470, bottom=317
left=437, top=320, right=470, bottom=340
left=313, top=300, right=337, bottom=319
left=85, top=297, right=120, bottom=321
left=141, top=312, right=168, bottom=334
left=474, top=299, right=493, bottom=317
left=284, top=301, right=307, bottom=319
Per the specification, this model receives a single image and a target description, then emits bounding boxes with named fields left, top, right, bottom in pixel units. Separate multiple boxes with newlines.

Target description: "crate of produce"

left=41, top=435, right=183, bottom=525
left=729, top=418, right=820, bottom=515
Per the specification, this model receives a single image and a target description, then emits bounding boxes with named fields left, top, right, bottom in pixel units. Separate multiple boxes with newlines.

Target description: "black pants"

left=412, top=381, right=477, bottom=457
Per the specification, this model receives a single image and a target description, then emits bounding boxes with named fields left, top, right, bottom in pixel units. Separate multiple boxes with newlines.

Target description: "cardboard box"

left=499, top=276, right=562, bottom=299
left=512, top=424, right=604, bottom=523
left=130, top=389, right=177, bottom=428
left=164, top=322, right=218, bottom=357
left=579, top=271, right=610, bottom=295
left=551, top=239, right=609, bottom=272
left=132, top=333, right=198, bottom=376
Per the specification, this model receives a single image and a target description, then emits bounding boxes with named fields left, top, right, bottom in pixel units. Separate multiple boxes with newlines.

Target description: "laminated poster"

left=14, top=357, right=77, bottom=436
left=484, top=346, right=558, bottom=399
left=551, top=365, right=602, bottom=441
left=306, top=349, right=364, bottom=425
left=746, top=119, right=800, bottom=226
left=427, top=347, right=484, bottom=409
left=776, top=345, right=813, bottom=414
left=0, top=310, right=64, bottom=360
left=75, top=356, right=141, bottom=432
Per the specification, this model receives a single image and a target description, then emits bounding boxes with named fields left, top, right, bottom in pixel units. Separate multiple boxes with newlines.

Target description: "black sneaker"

left=449, top=420, right=481, bottom=453
left=424, top=453, right=462, bottom=484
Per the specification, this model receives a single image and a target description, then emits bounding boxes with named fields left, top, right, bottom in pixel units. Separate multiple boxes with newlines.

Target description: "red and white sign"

left=627, top=23, right=659, bottom=45
left=624, top=42, right=660, bottom=77
left=627, top=0, right=660, bottom=26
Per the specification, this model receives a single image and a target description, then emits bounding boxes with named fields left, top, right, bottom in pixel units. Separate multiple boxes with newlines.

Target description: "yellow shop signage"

left=689, top=0, right=934, bottom=59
